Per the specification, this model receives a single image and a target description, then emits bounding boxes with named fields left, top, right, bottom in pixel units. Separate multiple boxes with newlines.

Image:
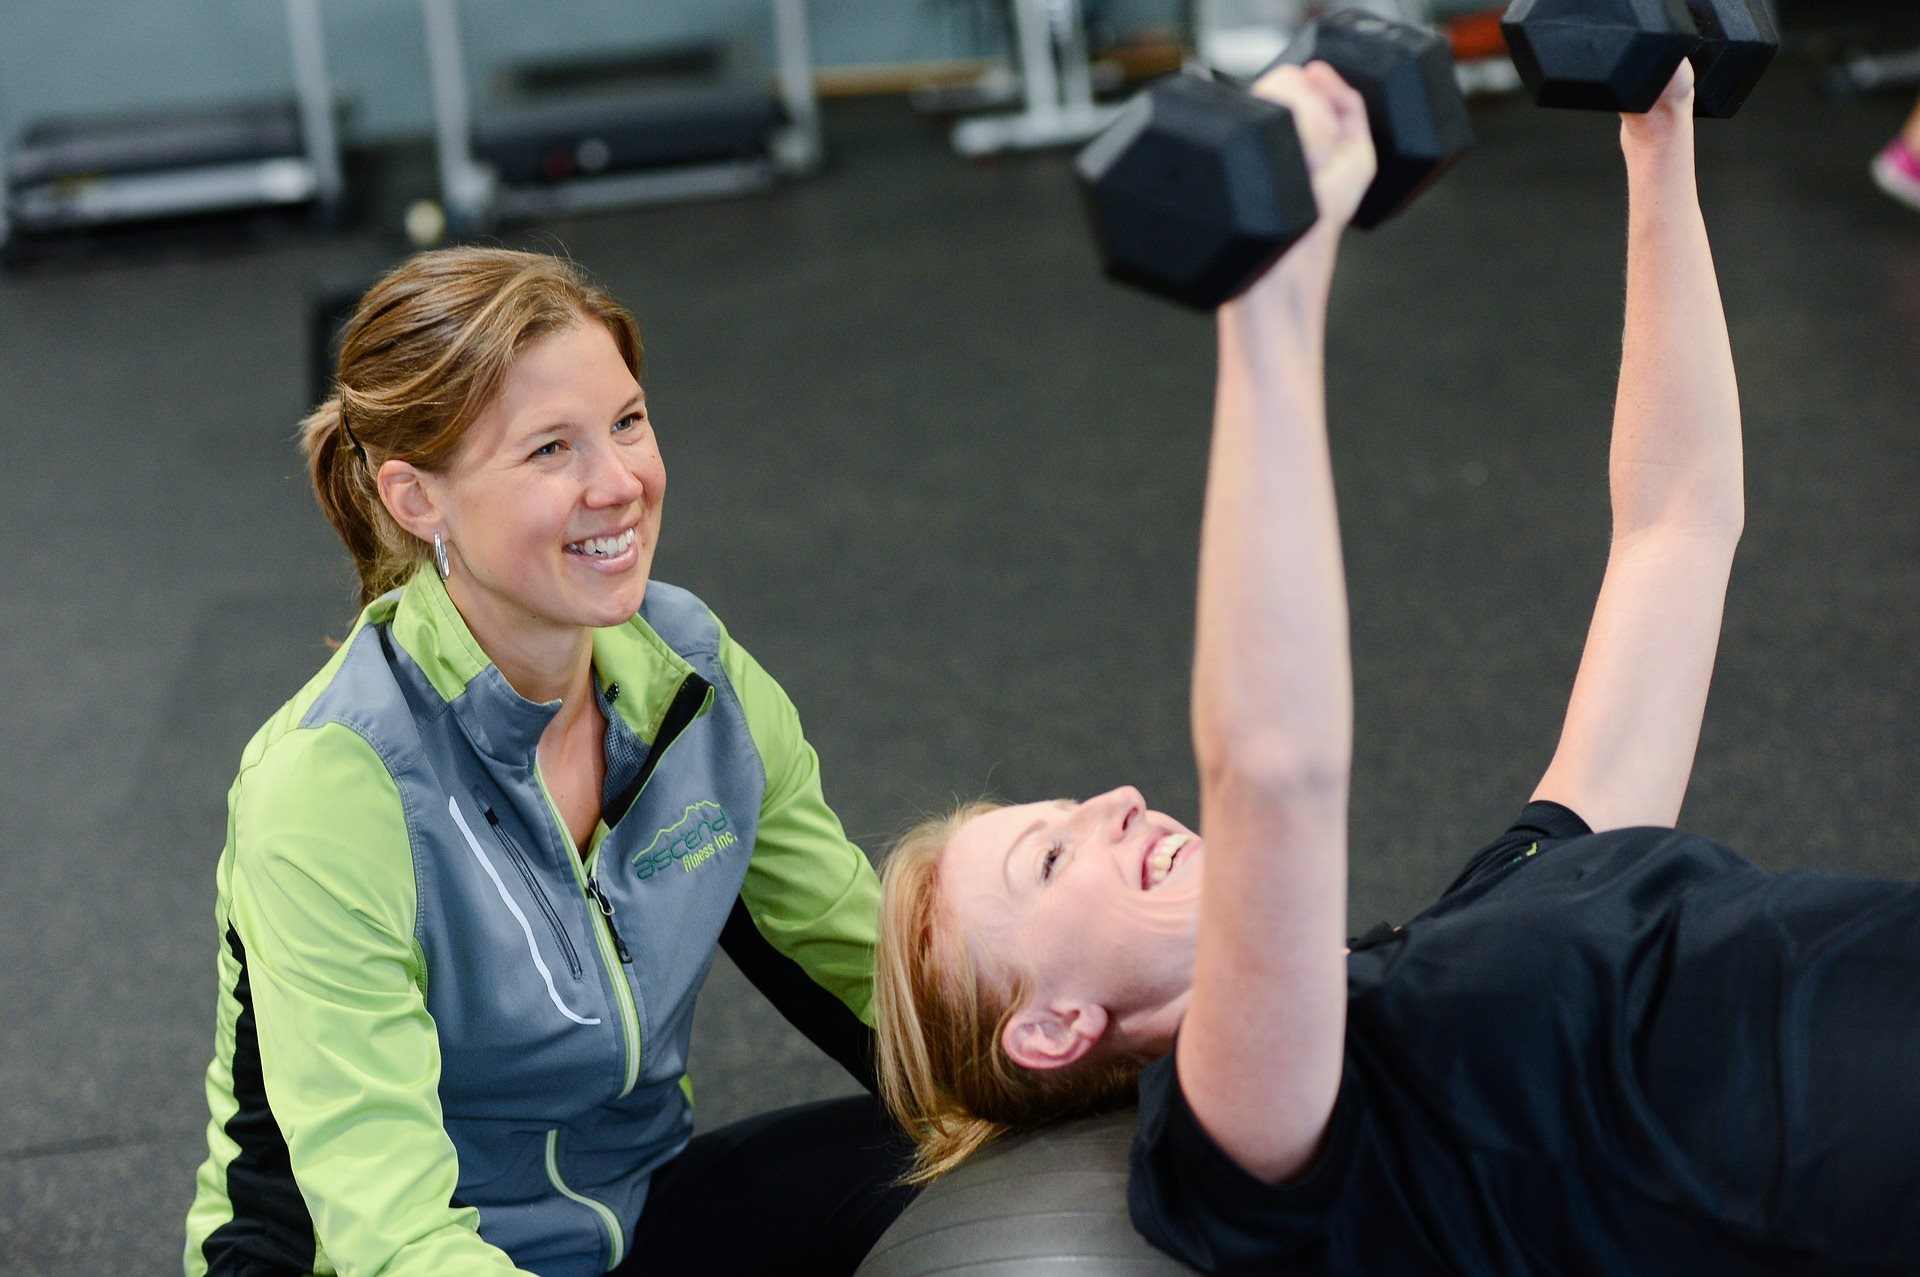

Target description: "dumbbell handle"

left=1257, top=12, right=1472, bottom=230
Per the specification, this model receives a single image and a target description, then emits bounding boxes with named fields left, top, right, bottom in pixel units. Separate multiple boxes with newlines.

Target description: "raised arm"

left=1532, top=63, right=1745, bottom=832
left=1175, top=63, right=1373, bottom=1185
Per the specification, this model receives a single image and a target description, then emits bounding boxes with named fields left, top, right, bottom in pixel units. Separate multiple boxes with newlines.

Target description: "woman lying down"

left=873, top=61, right=1920, bottom=1275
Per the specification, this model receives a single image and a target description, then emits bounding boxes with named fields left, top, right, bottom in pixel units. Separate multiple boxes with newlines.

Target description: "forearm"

left=1191, top=246, right=1353, bottom=784
left=1610, top=116, right=1744, bottom=542
left=1181, top=243, right=1353, bottom=1185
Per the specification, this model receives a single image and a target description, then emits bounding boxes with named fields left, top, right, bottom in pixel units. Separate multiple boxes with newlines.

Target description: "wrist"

left=1239, top=233, right=1337, bottom=309
left=1620, top=106, right=1694, bottom=157
left=1219, top=288, right=1328, bottom=392
left=1621, top=122, right=1697, bottom=192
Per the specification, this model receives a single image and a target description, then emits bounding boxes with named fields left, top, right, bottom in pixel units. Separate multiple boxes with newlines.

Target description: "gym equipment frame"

left=421, top=0, right=823, bottom=232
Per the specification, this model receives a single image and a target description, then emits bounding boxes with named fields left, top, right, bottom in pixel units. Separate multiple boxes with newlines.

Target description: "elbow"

left=1611, top=458, right=1745, bottom=549
left=1196, top=731, right=1351, bottom=808
left=1616, top=495, right=1744, bottom=554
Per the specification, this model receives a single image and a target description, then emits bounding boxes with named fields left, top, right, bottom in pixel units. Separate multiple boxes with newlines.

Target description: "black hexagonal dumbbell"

left=1501, top=0, right=1777, bottom=118
left=1686, top=0, right=1777, bottom=118
left=1076, top=10, right=1473, bottom=311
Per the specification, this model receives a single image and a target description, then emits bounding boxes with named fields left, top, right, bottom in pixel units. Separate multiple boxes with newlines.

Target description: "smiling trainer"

left=184, top=249, right=910, bottom=1277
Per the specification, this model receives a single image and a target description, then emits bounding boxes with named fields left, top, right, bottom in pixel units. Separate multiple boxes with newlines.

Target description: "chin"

left=584, top=581, right=648, bottom=627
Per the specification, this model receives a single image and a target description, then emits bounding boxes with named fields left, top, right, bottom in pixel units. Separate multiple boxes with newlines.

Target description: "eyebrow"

left=999, top=799, right=1076, bottom=896
left=1001, top=819, right=1046, bottom=895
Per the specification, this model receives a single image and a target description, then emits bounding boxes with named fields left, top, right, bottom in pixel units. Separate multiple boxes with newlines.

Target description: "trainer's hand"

left=1250, top=61, right=1378, bottom=237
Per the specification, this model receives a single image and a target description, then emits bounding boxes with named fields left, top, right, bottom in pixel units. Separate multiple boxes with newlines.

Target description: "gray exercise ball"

left=857, top=1108, right=1198, bottom=1276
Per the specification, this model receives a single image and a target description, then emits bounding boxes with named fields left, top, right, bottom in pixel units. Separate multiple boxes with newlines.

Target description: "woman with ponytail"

left=184, top=247, right=909, bottom=1277
left=876, top=64, right=1920, bottom=1274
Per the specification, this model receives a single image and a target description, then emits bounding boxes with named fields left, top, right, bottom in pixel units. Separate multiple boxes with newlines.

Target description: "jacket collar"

left=386, top=568, right=697, bottom=761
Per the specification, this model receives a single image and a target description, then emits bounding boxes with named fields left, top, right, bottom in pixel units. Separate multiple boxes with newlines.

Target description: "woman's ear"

left=1001, top=1000, right=1108, bottom=1072
left=377, top=458, right=441, bottom=542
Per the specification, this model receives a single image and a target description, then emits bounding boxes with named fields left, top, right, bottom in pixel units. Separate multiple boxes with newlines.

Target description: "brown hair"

left=874, top=802, right=1152, bottom=1184
left=300, top=247, right=643, bottom=607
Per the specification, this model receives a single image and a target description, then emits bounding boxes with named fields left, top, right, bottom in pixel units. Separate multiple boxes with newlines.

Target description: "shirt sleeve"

left=1128, top=1051, right=1362, bottom=1274
left=714, top=619, right=883, bottom=1086
left=1439, top=800, right=1593, bottom=899
left=224, top=723, right=529, bottom=1276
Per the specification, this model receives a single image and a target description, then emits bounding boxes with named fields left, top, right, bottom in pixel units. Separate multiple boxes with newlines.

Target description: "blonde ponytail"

left=300, top=397, right=400, bottom=606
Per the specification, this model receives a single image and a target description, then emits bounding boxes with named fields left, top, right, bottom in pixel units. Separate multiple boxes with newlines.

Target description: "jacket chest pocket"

left=483, top=805, right=582, bottom=980
left=440, top=794, right=608, bottom=1039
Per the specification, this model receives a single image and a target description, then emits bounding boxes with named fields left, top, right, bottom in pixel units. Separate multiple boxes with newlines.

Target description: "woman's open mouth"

left=566, top=527, right=637, bottom=562
left=1143, top=832, right=1194, bottom=890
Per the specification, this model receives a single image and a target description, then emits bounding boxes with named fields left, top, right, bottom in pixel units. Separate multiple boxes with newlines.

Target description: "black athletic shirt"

left=1129, top=802, right=1920, bottom=1275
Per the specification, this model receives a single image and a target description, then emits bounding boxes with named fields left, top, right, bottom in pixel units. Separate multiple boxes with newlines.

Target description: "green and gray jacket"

left=184, top=570, right=882, bottom=1277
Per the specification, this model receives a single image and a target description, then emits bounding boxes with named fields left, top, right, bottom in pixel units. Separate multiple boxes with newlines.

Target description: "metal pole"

left=1012, top=0, right=1062, bottom=125
left=1052, top=0, right=1095, bottom=113
left=769, top=0, right=822, bottom=173
left=421, top=0, right=490, bottom=227
left=285, top=0, right=345, bottom=212
left=0, top=71, right=12, bottom=252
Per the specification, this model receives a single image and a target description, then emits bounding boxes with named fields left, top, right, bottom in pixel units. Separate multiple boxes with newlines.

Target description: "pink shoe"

left=1872, top=138, right=1920, bottom=212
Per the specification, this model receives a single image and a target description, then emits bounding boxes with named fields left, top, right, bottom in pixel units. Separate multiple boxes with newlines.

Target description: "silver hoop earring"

left=433, top=532, right=452, bottom=581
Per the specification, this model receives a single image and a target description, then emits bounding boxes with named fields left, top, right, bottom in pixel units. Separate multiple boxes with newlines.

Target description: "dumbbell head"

left=1268, top=9, right=1474, bottom=230
left=1687, top=0, right=1777, bottom=118
left=1502, top=0, right=1697, bottom=113
left=1077, top=75, right=1319, bottom=311
left=1077, top=13, right=1468, bottom=309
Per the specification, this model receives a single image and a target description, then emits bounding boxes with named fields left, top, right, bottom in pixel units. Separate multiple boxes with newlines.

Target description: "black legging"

left=614, top=1093, right=917, bottom=1275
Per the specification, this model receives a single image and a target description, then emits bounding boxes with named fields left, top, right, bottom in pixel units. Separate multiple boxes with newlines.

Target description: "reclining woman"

left=876, top=61, right=1920, bottom=1273
left=184, top=250, right=909, bottom=1276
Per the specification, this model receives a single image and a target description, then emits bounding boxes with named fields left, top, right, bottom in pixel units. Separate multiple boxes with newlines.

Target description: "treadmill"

left=421, top=0, right=822, bottom=233
left=0, top=0, right=343, bottom=264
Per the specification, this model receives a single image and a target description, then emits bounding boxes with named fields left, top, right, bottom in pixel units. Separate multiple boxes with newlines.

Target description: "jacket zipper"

left=538, top=768, right=645, bottom=1099
left=583, top=877, right=631, bottom=964
left=533, top=673, right=712, bottom=1100
left=484, top=805, right=582, bottom=979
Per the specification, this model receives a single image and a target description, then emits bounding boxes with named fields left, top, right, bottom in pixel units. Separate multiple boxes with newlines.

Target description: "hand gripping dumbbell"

left=1076, top=10, right=1473, bottom=311
left=1501, top=0, right=1778, bottom=118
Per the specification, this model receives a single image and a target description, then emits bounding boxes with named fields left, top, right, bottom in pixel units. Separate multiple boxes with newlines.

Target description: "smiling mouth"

left=566, top=528, right=636, bottom=559
left=1142, top=832, right=1194, bottom=890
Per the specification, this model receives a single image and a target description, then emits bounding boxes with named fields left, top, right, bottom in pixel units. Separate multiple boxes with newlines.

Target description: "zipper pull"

left=585, top=876, right=614, bottom=916
left=585, top=878, right=633, bottom=964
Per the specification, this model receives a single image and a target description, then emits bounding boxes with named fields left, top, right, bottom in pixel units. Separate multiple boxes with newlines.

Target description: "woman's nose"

left=1090, top=786, right=1145, bottom=838
left=585, top=444, right=647, bottom=506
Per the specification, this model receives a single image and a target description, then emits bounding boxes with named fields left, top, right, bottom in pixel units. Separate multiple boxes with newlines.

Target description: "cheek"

left=1025, top=886, right=1106, bottom=976
left=491, top=483, right=576, bottom=553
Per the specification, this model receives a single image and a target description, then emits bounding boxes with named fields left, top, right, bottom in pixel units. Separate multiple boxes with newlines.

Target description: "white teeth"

left=570, top=528, right=636, bottom=558
left=1143, top=833, right=1193, bottom=889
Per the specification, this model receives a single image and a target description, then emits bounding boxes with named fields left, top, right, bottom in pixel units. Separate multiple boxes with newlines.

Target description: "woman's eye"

left=530, top=440, right=562, bottom=459
left=614, top=412, right=645, bottom=434
left=1040, top=842, right=1065, bottom=883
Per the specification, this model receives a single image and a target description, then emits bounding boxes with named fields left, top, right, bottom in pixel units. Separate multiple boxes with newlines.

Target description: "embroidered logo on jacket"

left=632, top=800, right=738, bottom=879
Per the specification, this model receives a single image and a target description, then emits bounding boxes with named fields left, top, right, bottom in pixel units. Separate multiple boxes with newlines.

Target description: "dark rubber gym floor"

left=5, top=38, right=1920, bottom=1276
